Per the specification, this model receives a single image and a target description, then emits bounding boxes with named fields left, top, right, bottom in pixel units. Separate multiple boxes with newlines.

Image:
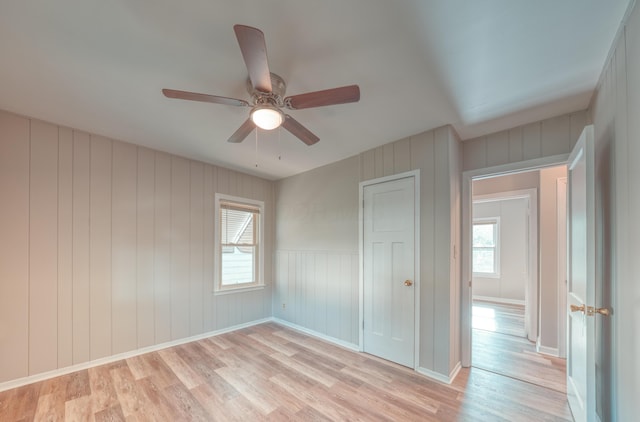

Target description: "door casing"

left=359, top=170, right=420, bottom=368
left=461, top=154, right=570, bottom=367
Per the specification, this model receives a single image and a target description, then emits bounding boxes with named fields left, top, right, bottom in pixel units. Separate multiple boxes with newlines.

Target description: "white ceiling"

left=0, top=0, right=630, bottom=180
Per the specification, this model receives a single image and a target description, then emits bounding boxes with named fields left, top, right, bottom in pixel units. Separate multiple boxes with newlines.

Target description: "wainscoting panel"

left=274, top=250, right=359, bottom=346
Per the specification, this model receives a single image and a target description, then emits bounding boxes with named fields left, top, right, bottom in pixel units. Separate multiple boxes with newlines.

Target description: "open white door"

left=566, top=125, right=595, bottom=421
left=362, top=174, right=416, bottom=368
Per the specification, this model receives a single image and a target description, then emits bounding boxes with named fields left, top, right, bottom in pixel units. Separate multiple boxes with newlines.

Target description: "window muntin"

left=215, top=194, right=264, bottom=293
left=472, top=219, right=500, bottom=277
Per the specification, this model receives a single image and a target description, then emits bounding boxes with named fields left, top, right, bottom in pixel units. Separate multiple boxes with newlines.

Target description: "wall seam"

left=27, top=118, right=31, bottom=375
left=55, top=125, right=60, bottom=369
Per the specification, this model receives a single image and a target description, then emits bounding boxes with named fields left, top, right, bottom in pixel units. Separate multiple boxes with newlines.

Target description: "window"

left=472, top=218, right=500, bottom=277
left=215, top=194, right=264, bottom=293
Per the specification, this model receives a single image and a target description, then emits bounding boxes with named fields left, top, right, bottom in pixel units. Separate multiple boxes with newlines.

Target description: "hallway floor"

left=472, top=300, right=567, bottom=393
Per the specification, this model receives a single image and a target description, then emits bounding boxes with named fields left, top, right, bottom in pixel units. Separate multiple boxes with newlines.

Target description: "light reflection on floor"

left=472, top=305, right=496, bottom=332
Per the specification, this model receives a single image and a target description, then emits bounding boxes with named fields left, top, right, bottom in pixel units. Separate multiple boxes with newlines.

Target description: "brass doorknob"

left=592, top=307, right=611, bottom=316
left=570, top=304, right=585, bottom=313
left=404, top=280, right=413, bottom=286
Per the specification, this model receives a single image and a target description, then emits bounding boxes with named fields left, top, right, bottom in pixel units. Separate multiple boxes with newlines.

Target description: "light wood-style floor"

left=472, top=301, right=527, bottom=337
left=1, top=322, right=572, bottom=421
left=472, top=300, right=568, bottom=393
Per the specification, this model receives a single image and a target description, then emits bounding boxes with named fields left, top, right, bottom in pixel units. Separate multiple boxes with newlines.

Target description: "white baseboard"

left=2, top=316, right=461, bottom=393
left=271, top=317, right=360, bottom=352
left=536, top=341, right=560, bottom=357
left=416, top=361, right=461, bottom=385
left=473, top=296, right=525, bottom=306
left=0, top=317, right=272, bottom=393
left=273, top=318, right=465, bottom=385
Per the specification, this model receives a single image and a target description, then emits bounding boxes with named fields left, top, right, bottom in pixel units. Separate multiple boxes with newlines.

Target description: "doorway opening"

left=468, top=166, right=568, bottom=393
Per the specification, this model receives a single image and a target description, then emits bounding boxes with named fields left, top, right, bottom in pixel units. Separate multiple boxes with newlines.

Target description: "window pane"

left=220, top=208, right=255, bottom=245
left=473, top=248, right=495, bottom=273
left=220, top=200, right=259, bottom=287
left=221, top=246, right=255, bottom=285
left=473, top=223, right=495, bottom=247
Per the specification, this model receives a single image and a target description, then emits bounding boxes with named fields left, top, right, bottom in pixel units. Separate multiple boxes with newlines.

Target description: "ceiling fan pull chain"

left=255, top=128, right=259, bottom=168
left=278, top=126, right=282, bottom=161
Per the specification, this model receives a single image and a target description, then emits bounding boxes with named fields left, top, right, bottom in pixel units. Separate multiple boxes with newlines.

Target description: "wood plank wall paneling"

left=462, top=110, right=590, bottom=171
left=0, top=112, right=30, bottom=381
left=57, top=127, right=74, bottom=369
left=189, top=162, right=205, bottom=336
left=589, top=4, right=639, bottom=418
left=203, top=165, right=216, bottom=332
left=136, top=147, right=156, bottom=349
left=434, top=126, right=456, bottom=375
left=72, top=131, right=91, bottom=365
left=170, top=157, right=191, bottom=341
left=275, top=125, right=462, bottom=378
left=619, top=5, right=640, bottom=420
left=153, top=152, right=172, bottom=345
left=29, top=120, right=59, bottom=375
left=90, top=136, right=113, bottom=360
left=112, top=141, right=138, bottom=355
left=411, top=130, right=436, bottom=370
left=448, top=125, right=462, bottom=372
left=274, top=251, right=359, bottom=344
left=0, top=110, right=274, bottom=384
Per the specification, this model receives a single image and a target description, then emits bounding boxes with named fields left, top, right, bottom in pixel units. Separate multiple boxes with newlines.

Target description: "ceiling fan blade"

left=162, top=89, right=249, bottom=107
left=282, top=115, right=320, bottom=145
left=233, top=25, right=272, bottom=93
left=284, top=85, right=360, bottom=110
left=228, top=118, right=256, bottom=143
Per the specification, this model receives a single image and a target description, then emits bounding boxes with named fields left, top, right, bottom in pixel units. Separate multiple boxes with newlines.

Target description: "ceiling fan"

left=163, top=24, right=361, bottom=146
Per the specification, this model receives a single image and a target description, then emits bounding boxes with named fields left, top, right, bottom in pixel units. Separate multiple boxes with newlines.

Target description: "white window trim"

left=214, top=193, right=265, bottom=294
left=472, top=217, right=500, bottom=278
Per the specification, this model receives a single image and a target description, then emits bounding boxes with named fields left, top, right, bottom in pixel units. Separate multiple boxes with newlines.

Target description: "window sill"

left=214, top=284, right=265, bottom=296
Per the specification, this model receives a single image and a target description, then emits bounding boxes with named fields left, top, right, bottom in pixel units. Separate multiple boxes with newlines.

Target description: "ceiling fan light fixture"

left=251, top=105, right=283, bottom=130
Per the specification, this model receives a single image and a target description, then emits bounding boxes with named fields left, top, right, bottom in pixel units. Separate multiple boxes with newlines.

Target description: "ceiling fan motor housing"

left=247, top=72, right=287, bottom=107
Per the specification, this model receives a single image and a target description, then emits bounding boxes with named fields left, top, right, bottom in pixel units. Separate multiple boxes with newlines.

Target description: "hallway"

left=472, top=301, right=567, bottom=393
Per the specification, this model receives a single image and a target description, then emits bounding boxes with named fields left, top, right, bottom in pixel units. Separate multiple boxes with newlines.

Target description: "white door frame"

left=461, top=154, right=569, bottom=367
left=472, top=189, right=538, bottom=342
left=359, top=170, right=421, bottom=368
left=557, top=177, right=568, bottom=359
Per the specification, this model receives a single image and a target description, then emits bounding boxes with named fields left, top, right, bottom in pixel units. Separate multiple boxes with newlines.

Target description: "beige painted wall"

left=273, top=156, right=360, bottom=343
left=589, top=0, right=640, bottom=418
left=275, top=125, right=462, bottom=378
left=538, top=165, right=567, bottom=353
left=276, top=156, right=359, bottom=252
left=448, top=126, right=463, bottom=373
left=0, top=110, right=275, bottom=384
left=473, top=170, right=539, bottom=196
left=463, top=110, right=590, bottom=171
left=473, top=198, right=529, bottom=302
